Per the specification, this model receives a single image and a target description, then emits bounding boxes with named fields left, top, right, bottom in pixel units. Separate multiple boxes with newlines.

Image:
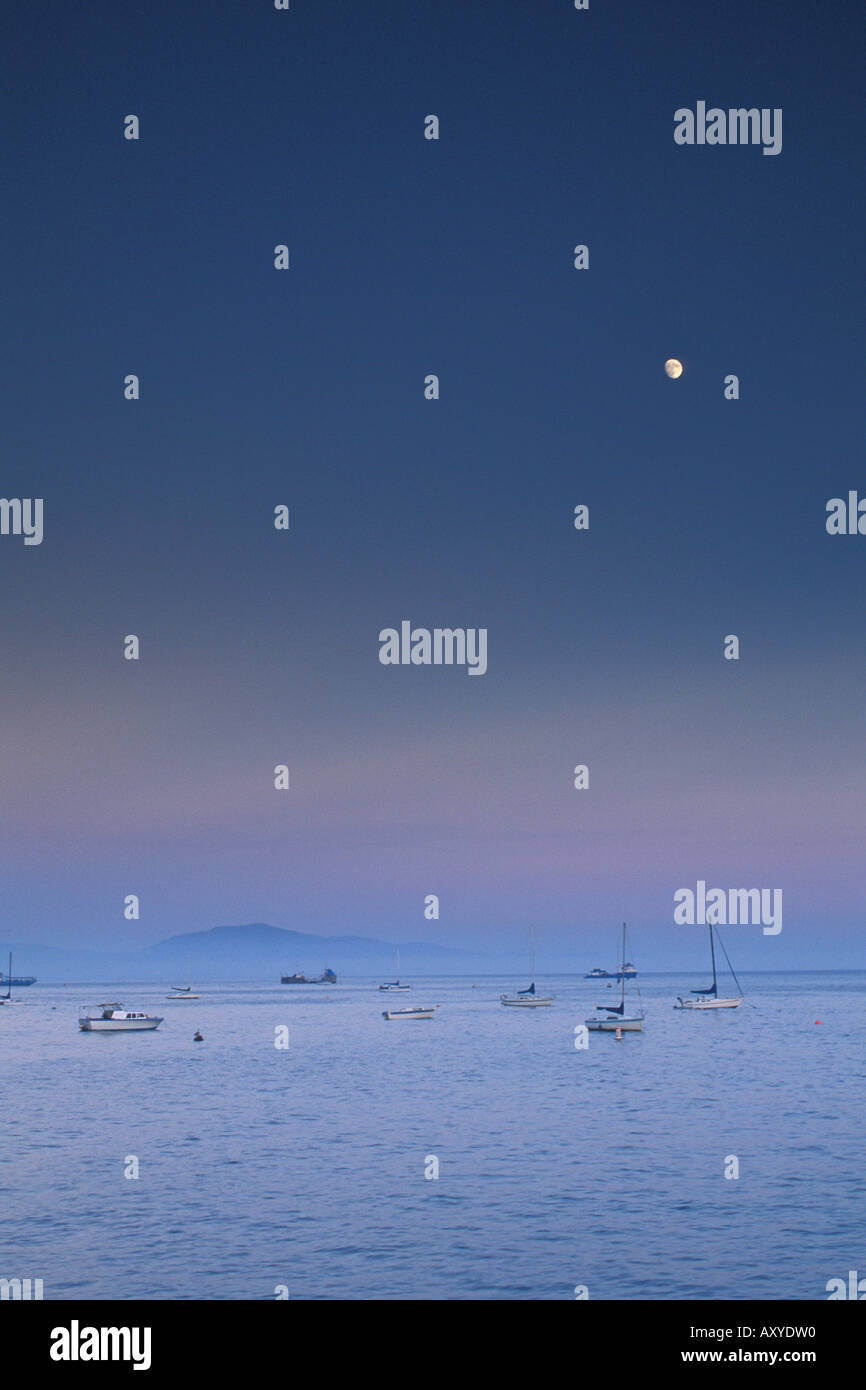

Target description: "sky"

left=2, top=0, right=863, bottom=968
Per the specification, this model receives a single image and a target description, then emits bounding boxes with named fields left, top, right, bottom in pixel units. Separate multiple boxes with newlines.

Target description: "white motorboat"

left=501, top=926, right=555, bottom=1006
left=586, top=923, right=645, bottom=1032
left=674, top=924, right=744, bottom=1009
left=382, top=1006, right=434, bottom=1020
left=79, top=1005, right=163, bottom=1032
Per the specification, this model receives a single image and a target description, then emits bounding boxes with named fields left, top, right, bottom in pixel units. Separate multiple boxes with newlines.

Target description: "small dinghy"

left=501, top=927, right=555, bottom=1006
left=382, top=1006, right=434, bottom=1020
left=586, top=924, right=645, bottom=1032
left=79, top=1005, right=163, bottom=1032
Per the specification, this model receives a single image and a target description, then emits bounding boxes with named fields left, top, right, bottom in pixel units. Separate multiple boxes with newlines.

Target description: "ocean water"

left=0, top=973, right=863, bottom=1301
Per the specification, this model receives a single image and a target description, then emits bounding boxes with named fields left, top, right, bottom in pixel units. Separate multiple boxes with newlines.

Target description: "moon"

left=664, top=358, right=684, bottom=379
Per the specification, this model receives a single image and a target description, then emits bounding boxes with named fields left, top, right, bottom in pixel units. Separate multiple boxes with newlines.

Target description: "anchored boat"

left=382, top=1005, right=434, bottom=1020
left=281, top=968, right=337, bottom=984
left=167, top=955, right=201, bottom=999
left=0, top=953, right=26, bottom=1005
left=584, top=962, right=637, bottom=979
left=79, top=1005, right=164, bottom=1032
left=586, top=924, right=645, bottom=1032
left=501, top=926, right=555, bottom=1007
left=674, top=924, right=743, bottom=1009
left=379, top=947, right=411, bottom=992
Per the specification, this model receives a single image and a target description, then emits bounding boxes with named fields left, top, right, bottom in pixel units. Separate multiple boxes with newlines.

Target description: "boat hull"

left=675, top=997, right=742, bottom=1010
left=500, top=996, right=555, bottom=1007
left=382, top=1009, right=433, bottom=1020
left=79, top=1017, right=163, bottom=1032
left=586, top=1015, right=645, bottom=1031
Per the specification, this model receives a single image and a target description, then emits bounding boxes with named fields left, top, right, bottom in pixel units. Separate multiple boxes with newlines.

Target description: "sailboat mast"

left=709, top=923, right=717, bottom=990
left=620, top=924, right=626, bottom=1009
left=531, top=926, right=536, bottom=986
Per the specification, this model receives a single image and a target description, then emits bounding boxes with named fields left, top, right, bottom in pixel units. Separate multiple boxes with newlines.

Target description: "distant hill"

left=0, top=922, right=484, bottom=983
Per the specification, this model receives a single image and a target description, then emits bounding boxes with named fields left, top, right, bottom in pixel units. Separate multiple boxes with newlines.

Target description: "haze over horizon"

left=3, top=1, right=863, bottom=972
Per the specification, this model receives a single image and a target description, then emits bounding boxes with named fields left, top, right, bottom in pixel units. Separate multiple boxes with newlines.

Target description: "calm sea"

left=0, top=973, right=863, bottom=1300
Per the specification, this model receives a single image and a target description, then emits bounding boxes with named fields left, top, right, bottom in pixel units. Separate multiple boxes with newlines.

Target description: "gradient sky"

left=2, top=0, right=863, bottom=968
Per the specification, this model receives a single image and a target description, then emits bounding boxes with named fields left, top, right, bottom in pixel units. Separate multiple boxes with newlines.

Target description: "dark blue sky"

left=2, top=0, right=863, bottom=967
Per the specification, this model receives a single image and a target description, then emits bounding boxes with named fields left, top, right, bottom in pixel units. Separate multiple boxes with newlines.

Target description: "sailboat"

left=500, top=927, right=555, bottom=1007
left=379, top=947, right=411, bottom=992
left=167, top=953, right=201, bottom=1000
left=586, top=924, right=645, bottom=1031
left=674, top=923, right=743, bottom=1009
left=0, top=953, right=25, bottom=1005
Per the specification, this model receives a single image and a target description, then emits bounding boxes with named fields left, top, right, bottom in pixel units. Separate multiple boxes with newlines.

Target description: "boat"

left=379, top=947, right=411, bottom=992
left=584, top=963, right=637, bottom=979
left=0, top=953, right=26, bottom=1005
left=167, top=956, right=201, bottom=999
left=0, top=972, right=36, bottom=987
left=586, top=924, right=645, bottom=1032
left=674, top=923, right=743, bottom=1009
left=382, top=1006, right=434, bottom=1020
left=501, top=927, right=555, bottom=1007
left=280, top=968, right=337, bottom=984
left=79, top=1004, right=164, bottom=1032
